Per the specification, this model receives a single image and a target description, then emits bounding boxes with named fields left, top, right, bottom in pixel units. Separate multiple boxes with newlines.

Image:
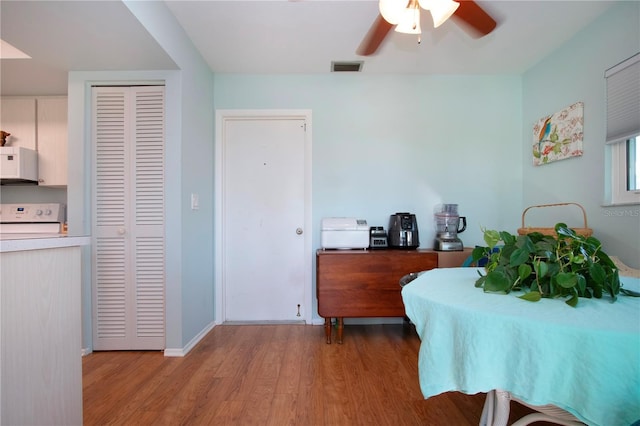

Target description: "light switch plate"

left=191, top=193, right=199, bottom=210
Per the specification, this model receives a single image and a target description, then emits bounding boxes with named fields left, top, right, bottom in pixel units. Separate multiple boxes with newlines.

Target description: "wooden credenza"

left=316, top=249, right=439, bottom=343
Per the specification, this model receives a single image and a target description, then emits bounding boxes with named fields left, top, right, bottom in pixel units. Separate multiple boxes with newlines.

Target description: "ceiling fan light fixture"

left=394, top=3, right=422, bottom=34
left=427, top=0, right=460, bottom=28
left=379, top=0, right=406, bottom=25
left=362, top=0, right=496, bottom=56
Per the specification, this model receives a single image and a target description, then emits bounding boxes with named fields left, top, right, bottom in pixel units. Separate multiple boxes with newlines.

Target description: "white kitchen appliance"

left=0, top=147, right=38, bottom=184
left=0, top=203, right=66, bottom=239
left=321, top=217, right=369, bottom=249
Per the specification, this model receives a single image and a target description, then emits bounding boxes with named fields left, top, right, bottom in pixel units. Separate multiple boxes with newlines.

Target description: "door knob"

left=118, top=228, right=126, bottom=235
left=296, top=228, right=303, bottom=235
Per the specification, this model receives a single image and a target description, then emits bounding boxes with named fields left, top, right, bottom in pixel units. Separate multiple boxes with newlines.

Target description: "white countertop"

left=0, top=235, right=91, bottom=253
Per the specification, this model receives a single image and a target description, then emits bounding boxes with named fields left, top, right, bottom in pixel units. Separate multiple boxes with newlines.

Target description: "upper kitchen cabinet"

left=0, top=97, right=37, bottom=150
left=0, top=96, right=68, bottom=187
left=36, top=96, right=67, bottom=187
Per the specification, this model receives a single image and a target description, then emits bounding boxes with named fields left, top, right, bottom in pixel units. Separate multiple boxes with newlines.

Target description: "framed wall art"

left=532, top=101, right=584, bottom=166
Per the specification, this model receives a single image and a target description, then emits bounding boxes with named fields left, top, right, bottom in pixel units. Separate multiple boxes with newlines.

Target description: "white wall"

left=0, top=186, right=66, bottom=204
left=522, top=1, right=640, bottom=268
left=213, top=73, right=523, bottom=318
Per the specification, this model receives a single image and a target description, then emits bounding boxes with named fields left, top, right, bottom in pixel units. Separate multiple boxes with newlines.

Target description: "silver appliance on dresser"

left=369, top=226, right=388, bottom=249
left=0, top=203, right=66, bottom=239
left=434, top=204, right=466, bottom=251
left=388, top=212, right=420, bottom=249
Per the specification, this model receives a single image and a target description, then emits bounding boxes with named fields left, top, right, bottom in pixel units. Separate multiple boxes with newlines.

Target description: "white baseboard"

left=163, top=320, right=216, bottom=357
left=81, top=347, right=93, bottom=357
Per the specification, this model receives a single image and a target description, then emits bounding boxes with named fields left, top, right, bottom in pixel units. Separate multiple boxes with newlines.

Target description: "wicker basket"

left=517, top=202, right=593, bottom=237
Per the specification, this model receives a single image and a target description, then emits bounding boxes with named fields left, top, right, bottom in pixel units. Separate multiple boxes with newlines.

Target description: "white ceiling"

left=0, top=0, right=177, bottom=96
left=0, top=0, right=618, bottom=96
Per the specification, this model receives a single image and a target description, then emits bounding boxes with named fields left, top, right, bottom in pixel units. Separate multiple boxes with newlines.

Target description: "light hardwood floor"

left=83, top=323, right=544, bottom=425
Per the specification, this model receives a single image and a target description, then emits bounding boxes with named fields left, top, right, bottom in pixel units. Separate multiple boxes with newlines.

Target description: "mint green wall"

left=123, top=1, right=215, bottom=350
left=68, top=69, right=182, bottom=352
left=213, top=73, right=523, bottom=259
left=68, top=1, right=215, bottom=352
left=522, top=1, right=640, bottom=268
left=68, top=1, right=640, bottom=351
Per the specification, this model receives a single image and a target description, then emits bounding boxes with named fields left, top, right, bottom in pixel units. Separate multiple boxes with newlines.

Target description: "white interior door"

left=91, top=86, right=165, bottom=350
left=221, top=114, right=310, bottom=322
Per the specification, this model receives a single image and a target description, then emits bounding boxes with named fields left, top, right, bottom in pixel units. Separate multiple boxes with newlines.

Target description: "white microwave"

left=0, top=147, right=38, bottom=184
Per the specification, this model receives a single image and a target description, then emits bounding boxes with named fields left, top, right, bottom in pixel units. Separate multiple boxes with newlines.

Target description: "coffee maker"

left=388, top=213, right=420, bottom=249
left=434, top=204, right=466, bottom=251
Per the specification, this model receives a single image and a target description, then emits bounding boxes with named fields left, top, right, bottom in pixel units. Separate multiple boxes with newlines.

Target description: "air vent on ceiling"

left=331, top=61, right=363, bottom=72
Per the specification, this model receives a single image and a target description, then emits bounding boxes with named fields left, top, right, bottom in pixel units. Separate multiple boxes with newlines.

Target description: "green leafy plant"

left=472, top=223, right=620, bottom=307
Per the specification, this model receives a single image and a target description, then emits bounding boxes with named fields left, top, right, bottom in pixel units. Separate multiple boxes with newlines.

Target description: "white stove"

left=0, top=203, right=66, bottom=239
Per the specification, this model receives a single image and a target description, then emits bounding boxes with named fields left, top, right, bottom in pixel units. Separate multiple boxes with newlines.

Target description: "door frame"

left=214, top=109, right=313, bottom=324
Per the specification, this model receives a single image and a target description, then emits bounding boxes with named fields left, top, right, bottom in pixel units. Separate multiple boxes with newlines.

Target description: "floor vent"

left=331, top=61, right=363, bottom=72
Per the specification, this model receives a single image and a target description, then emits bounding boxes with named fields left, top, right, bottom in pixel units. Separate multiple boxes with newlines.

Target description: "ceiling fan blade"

left=452, top=0, right=497, bottom=38
left=356, top=14, right=394, bottom=56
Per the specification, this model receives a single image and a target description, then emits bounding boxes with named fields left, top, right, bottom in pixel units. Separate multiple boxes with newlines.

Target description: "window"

left=628, top=137, right=639, bottom=191
left=611, top=136, right=640, bottom=204
left=606, top=53, right=640, bottom=205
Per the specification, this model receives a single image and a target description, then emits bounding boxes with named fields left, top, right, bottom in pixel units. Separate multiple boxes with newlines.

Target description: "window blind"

left=605, top=53, right=640, bottom=144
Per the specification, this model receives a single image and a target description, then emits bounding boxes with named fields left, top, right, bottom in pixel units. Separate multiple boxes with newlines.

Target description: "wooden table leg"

left=337, top=317, right=344, bottom=344
left=324, top=317, right=332, bottom=344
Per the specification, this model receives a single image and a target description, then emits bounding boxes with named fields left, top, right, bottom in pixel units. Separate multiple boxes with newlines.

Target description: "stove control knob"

left=35, top=209, right=43, bottom=216
left=45, top=209, right=52, bottom=216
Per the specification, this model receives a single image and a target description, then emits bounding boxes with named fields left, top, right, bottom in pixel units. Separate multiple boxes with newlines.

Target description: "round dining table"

left=401, top=267, right=640, bottom=426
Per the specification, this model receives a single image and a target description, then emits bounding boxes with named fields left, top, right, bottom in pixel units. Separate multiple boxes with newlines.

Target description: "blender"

left=434, top=204, right=466, bottom=251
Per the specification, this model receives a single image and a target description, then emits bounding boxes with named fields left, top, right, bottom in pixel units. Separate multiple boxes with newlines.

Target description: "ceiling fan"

left=357, top=0, right=497, bottom=56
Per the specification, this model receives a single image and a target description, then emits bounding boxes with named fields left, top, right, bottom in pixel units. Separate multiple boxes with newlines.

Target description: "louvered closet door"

left=92, top=86, right=165, bottom=350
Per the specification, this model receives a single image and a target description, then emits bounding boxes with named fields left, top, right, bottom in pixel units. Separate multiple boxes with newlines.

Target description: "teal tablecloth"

left=401, top=267, right=640, bottom=426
